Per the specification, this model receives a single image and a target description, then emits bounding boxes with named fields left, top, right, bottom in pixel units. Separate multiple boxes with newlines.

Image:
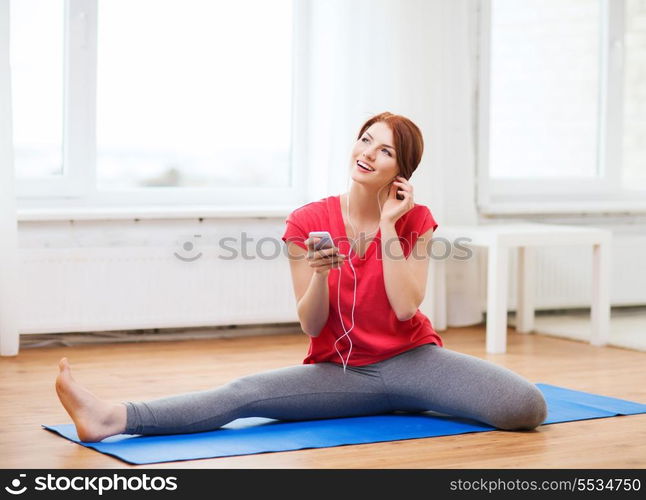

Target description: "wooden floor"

left=1, top=326, right=645, bottom=469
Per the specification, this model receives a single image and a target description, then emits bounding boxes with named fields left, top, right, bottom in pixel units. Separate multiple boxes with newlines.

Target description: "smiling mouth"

left=357, top=160, right=374, bottom=172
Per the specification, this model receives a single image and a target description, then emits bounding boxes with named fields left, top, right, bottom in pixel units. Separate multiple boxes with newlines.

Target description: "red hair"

left=356, top=112, right=424, bottom=180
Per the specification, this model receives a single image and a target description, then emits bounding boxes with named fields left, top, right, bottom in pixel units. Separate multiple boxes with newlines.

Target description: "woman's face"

left=349, top=121, right=399, bottom=188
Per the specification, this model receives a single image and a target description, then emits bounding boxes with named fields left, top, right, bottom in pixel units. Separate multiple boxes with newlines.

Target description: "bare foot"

left=55, top=357, right=127, bottom=442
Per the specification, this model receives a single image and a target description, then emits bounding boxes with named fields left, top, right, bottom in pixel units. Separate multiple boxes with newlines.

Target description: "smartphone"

left=308, top=231, right=334, bottom=250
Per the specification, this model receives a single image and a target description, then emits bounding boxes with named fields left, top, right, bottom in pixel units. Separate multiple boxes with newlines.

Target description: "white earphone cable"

left=334, top=172, right=393, bottom=370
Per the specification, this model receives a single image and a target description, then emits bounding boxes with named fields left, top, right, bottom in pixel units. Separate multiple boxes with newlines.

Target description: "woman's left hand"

left=380, top=176, right=415, bottom=225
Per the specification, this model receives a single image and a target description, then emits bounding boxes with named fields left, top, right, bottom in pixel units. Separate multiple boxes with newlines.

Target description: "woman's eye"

left=360, top=137, right=390, bottom=155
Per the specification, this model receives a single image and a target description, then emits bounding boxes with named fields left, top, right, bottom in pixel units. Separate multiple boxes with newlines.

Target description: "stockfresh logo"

left=4, top=474, right=27, bottom=495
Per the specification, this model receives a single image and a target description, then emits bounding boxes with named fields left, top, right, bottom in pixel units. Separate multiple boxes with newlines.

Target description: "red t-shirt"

left=281, top=195, right=443, bottom=366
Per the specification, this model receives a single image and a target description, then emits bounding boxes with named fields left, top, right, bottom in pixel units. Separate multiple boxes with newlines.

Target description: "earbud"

left=391, top=175, right=406, bottom=200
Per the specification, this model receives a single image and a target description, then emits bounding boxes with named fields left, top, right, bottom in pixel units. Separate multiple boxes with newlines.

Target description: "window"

left=478, top=0, right=646, bottom=213
left=12, top=0, right=304, bottom=209
left=96, top=0, right=293, bottom=190
left=622, top=0, right=646, bottom=191
left=10, top=0, right=64, bottom=179
left=489, top=0, right=600, bottom=179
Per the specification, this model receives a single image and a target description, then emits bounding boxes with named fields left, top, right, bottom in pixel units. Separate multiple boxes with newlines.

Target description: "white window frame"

left=15, top=0, right=308, bottom=214
left=476, top=0, right=646, bottom=215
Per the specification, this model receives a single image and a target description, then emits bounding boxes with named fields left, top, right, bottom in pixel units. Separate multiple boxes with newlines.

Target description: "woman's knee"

left=491, top=385, right=547, bottom=431
left=223, top=374, right=265, bottom=404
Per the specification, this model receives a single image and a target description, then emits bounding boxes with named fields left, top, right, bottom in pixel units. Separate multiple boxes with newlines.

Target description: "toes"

left=59, top=357, right=70, bottom=372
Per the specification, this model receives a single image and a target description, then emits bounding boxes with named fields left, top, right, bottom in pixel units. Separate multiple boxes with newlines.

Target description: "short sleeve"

left=281, top=210, right=309, bottom=251
left=418, top=206, right=438, bottom=235
left=395, top=205, right=438, bottom=257
left=281, top=198, right=330, bottom=251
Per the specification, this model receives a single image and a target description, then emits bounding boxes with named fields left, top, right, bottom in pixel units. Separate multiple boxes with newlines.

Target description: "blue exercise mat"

left=43, top=384, right=646, bottom=465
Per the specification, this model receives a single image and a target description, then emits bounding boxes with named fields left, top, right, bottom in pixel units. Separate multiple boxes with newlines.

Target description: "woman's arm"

left=379, top=224, right=433, bottom=321
left=285, top=240, right=345, bottom=337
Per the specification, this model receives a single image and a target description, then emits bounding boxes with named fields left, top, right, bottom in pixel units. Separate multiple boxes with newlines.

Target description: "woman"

left=55, top=112, right=546, bottom=443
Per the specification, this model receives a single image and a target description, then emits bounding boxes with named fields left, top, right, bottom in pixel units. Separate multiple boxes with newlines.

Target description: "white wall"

left=305, top=0, right=448, bottom=209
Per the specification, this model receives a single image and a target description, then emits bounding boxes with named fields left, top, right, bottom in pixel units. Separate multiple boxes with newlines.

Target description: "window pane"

left=489, top=0, right=600, bottom=178
left=10, top=0, right=64, bottom=178
left=96, top=0, right=293, bottom=189
left=622, top=0, right=646, bottom=190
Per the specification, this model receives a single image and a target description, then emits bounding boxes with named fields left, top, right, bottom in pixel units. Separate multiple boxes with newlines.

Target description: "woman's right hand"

left=304, top=237, right=346, bottom=275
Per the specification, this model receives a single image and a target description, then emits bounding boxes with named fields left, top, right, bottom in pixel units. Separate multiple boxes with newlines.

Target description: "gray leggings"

left=123, top=344, right=547, bottom=435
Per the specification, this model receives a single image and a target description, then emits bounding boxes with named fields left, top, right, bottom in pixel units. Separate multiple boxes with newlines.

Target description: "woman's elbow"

left=298, top=318, right=323, bottom=337
left=394, top=288, right=425, bottom=322
left=301, top=325, right=322, bottom=338
left=395, top=296, right=423, bottom=322
left=396, top=309, right=418, bottom=322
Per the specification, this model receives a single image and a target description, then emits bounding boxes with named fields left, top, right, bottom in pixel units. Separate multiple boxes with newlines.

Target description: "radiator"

left=18, top=219, right=298, bottom=334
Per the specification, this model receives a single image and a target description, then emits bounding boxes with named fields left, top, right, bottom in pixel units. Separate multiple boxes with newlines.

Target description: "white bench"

left=426, top=223, right=612, bottom=354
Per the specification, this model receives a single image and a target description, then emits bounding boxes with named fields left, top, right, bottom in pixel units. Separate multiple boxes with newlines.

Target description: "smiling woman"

left=353, top=112, right=424, bottom=181
left=53, top=111, right=546, bottom=444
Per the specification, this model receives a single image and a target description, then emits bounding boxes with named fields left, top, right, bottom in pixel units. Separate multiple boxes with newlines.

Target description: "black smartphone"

left=308, top=231, right=333, bottom=250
